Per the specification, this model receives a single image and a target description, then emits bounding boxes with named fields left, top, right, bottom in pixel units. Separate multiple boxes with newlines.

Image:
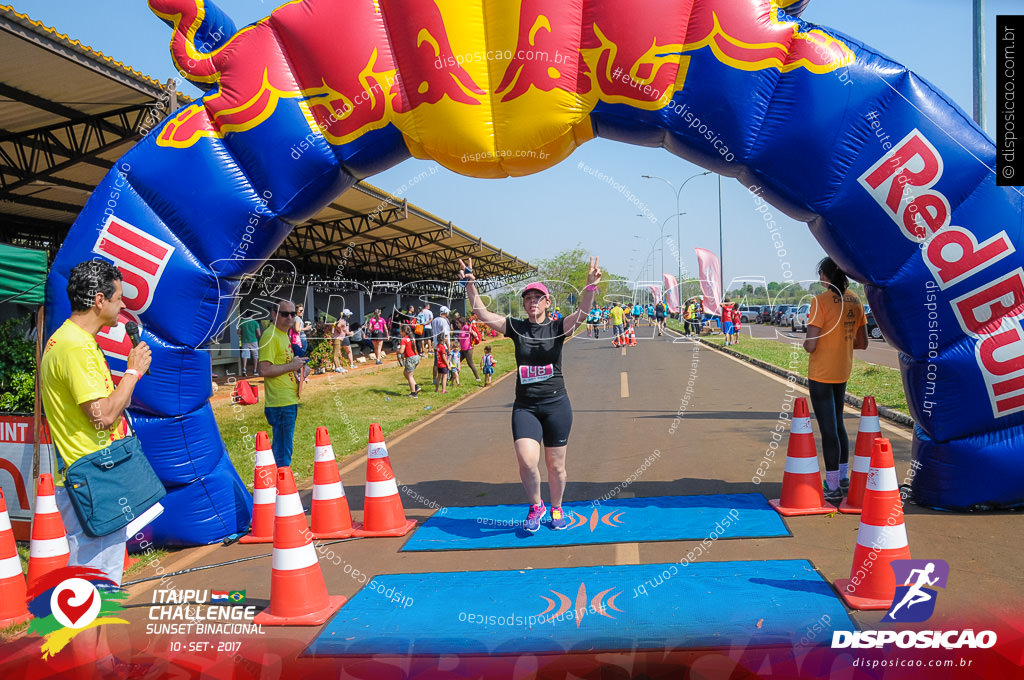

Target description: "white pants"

left=55, top=484, right=127, bottom=586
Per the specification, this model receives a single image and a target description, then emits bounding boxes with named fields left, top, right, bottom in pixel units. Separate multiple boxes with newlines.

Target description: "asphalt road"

left=97, top=322, right=1021, bottom=668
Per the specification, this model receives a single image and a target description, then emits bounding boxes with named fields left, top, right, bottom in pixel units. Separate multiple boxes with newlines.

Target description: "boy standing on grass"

left=435, top=337, right=450, bottom=393
left=482, top=345, right=496, bottom=386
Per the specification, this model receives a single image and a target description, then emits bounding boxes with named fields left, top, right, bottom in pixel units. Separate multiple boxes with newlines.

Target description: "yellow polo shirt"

left=609, top=306, right=625, bottom=325
left=40, top=320, right=122, bottom=484
left=259, top=325, right=299, bottom=407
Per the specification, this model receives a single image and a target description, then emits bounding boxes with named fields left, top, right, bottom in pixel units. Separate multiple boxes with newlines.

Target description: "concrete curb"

left=691, top=336, right=916, bottom=429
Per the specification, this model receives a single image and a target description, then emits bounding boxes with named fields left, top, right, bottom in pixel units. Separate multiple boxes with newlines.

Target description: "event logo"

left=882, top=559, right=949, bottom=623
left=536, top=582, right=624, bottom=626
left=26, top=567, right=128, bottom=659
left=562, top=508, right=626, bottom=532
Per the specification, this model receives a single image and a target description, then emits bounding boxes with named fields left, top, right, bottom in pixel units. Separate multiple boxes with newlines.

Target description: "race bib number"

left=519, top=365, right=554, bottom=384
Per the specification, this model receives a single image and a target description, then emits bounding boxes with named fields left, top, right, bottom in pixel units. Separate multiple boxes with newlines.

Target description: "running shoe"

left=523, top=502, right=546, bottom=533
left=840, top=477, right=850, bottom=496
left=824, top=483, right=843, bottom=504
left=414, top=384, right=422, bottom=394
left=549, top=507, right=568, bottom=530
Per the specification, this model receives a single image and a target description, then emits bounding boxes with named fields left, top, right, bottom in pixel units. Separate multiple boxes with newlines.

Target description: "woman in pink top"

left=368, top=309, right=387, bottom=365
left=456, top=319, right=481, bottom=381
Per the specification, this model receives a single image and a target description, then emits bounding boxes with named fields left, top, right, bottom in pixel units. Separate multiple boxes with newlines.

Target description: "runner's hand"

left=458, top=258, right=475, bottom=283
left=586, top=256, right=602, bottom=287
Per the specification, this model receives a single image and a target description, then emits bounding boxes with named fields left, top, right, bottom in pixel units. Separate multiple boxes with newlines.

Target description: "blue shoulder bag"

left=55, top=416, right=166, bottom=537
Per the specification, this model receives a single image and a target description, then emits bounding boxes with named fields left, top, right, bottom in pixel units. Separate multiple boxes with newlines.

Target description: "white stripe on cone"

left=784, top=456, right=821, bottom=474
left=0, top=554, right=22, bottom=579
left=367, top=443, right=388, bottom=459
left=255, top=450, right=275, bottom=467
left=852, top=455, right=871, bottom=473
left=271, top=543, right=319, bottom=571
left=866, top=466, right=899, bottom=492
left=30, top=536, right=69, bottom=558
left=312, top=482, right=344, bottom=501
left=253, top=487, right=276, bottom=505
left=314, top=445, right=335, bottom=463
left=34, top=495, right=58, bottom=514
left=0, top=512, right=10, bottom=533
left=365, top=479, right=399, bottom=498
left=275, top=493, right=305, bottom=518
left=859, top=415, right=880, bottom=432
left=856, top=522, right=909, bottom=550
left=790, top=418, right=813, bottom=435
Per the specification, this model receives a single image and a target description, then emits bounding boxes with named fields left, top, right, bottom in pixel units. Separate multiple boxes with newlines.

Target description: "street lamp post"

left=642, top=170, right=713, bottom=286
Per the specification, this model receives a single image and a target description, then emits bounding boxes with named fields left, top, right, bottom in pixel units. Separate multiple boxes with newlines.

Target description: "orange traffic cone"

left=240, top=431, right=277, bottom=544
left=0, top=489, right=31, bottom=627
left=629, top=327, right=637, bottom=346
left=839, top=397, right=881, bottom=514
left=352, top=424, right=417, bottom=538
left=769, top=398, right=834, bottom=516
left=27, top=474, right=69, bottom=588
left=254, top=467, right=345, bottom=625
left=834, top=437, right=911, bottom=609
left=311, top=427, right=357, bottom=539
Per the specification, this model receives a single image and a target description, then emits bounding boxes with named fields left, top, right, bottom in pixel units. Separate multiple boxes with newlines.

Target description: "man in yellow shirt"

left=258, top=300, right=307, bottom=467
left=40, top=260, right=151, bottom=585
left=608, top=302, right=626, bottom=346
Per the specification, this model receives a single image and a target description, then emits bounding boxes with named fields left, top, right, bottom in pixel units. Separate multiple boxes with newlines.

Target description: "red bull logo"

left=151, top=0, right=853, bottom=173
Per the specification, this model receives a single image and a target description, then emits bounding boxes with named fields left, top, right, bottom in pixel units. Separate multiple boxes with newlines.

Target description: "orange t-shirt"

left=807, top=289, right=866, bottom=384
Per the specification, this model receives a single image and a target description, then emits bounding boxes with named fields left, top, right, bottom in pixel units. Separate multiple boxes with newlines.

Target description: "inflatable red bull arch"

left=44, top=0, right=1023, bottom=544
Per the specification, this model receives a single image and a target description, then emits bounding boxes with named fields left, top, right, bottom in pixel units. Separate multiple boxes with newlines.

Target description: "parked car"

left=865, top=307, right=884, bottom=340
left=791, top=303, right=810, bottom=332
left=772, top=305, right=793, bottom=325
left=756, top=305, right=774, bottom=323
left=783, top=306, right=798, bottom=328
left=738, top=306, right=759, bottom=323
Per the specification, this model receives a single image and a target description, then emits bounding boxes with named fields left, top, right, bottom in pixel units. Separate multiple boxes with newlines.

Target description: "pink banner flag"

left=695, top=248, right=722, bottom=316
left=647, top=284, right=662, bottom=303
left=663, top=273, right=680, bottom=313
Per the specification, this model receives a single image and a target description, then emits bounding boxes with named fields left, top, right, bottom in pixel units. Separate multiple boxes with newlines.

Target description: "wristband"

left=124, top=369, right=140, bottom=379
left=585, top=284, right=598, bottom=292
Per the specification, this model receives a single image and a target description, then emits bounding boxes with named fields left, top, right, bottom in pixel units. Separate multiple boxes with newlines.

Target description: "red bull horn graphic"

left=151, top=0, right=853, bottom=175
left=43, top=0, right=1024, bottom=549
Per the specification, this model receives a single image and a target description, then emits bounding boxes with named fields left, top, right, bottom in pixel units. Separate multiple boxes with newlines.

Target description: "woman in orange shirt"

left=803, top=257, right=868, bottom=503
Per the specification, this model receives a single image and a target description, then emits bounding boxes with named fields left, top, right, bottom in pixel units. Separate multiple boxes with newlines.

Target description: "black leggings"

left=512, top=395, right=573, bottom=447
left=808, top=379, right=849, bottom=472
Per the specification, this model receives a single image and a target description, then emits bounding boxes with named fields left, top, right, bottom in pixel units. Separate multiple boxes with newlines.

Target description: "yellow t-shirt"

left=259, top=325, right=298, bottom=407
left=609, top=307, right=625, bottom=325
left=40, top=320, right=122, bottom=484
left=807, top=289, right=866, bottom=384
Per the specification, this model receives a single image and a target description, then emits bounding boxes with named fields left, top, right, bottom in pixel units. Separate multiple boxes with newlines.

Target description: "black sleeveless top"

left=505, top=316, right=566, bottom=401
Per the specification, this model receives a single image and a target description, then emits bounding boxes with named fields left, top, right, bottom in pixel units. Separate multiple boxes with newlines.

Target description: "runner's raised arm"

left=459, top=257, right=506, bottom=336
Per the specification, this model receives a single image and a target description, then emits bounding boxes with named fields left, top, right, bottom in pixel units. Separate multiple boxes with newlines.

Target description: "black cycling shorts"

left=511, top=395, right=573, bottom=447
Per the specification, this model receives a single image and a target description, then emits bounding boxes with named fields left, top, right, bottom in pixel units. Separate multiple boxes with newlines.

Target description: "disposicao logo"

left=26, top=566, right=128, bottom=658
left=882, top=559, right=948, bottom=623
left=832, top=558, right=997, bottom=650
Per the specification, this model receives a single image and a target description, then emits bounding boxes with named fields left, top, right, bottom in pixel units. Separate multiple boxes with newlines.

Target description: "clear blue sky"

left=11, top=0, right=1017, bottom=287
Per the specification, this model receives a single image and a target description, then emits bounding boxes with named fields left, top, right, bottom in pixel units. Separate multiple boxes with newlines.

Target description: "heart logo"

left=56, top=587, right=96, bottom=627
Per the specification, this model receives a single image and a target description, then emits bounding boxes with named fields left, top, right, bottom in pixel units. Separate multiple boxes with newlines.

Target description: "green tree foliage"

left=0, top=317, right=36, bottom=413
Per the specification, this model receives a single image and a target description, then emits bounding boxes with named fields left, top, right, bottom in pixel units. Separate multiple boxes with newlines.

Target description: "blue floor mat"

left=400, top=494, right=790, bottom=551
left=306, top=559, right=852, bottom=656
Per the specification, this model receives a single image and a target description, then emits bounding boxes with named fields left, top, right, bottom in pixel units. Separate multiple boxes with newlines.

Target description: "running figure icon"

left=888, top=562, right=940, bottom=618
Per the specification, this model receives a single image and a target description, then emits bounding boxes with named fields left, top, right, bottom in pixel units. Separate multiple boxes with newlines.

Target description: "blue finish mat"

left=306, top=559, right=852, bottom=656
left=399, top=494, right=790, bottom=552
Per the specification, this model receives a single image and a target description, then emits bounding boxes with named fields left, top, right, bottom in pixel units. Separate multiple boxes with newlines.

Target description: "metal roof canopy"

left=0, top=6, right=533, bottom=292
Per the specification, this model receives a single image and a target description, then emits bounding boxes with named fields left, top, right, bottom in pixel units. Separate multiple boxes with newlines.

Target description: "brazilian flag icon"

left=228, top=591, right=246, bottom=603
